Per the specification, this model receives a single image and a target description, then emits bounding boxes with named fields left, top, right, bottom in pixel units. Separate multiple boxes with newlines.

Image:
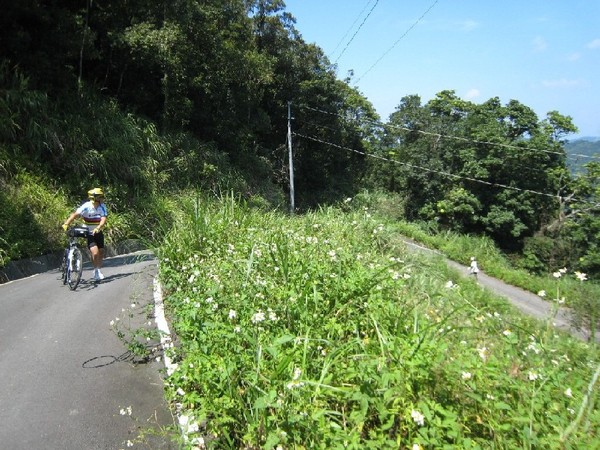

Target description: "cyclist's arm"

left=63, top=211, right=81, bottom=228
left=96, top=216, right=107, bottom=232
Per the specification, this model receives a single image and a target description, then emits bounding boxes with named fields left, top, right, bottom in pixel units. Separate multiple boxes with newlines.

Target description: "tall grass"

left=159, top=193, right=599, bottom=449
left=387, top=209, right=600, bottom=342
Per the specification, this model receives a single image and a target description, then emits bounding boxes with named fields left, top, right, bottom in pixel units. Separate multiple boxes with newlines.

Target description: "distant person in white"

left=468, top=256, right=479, bottom=280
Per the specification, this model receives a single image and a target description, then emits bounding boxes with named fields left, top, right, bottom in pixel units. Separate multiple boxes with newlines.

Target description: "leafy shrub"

left=159, top=194, right=600, bottom=449
left=0, top=172, right=70, bottom=265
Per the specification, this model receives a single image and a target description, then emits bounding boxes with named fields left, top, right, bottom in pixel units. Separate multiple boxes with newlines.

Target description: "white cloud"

left=532, top=36, right=547, bottom=52
left=458, top=20, right=480, bottom=31
left=541, top=79, right=583, bottom=88
left=465, top=88, right=481, bottom=99
left=587, top=38, right=600, bottom=49
left=567, top=52, right=581, bottom=61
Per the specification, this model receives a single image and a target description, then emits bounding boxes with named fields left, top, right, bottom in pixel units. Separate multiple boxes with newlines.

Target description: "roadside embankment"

left=0, top=239, right=146, bottom=283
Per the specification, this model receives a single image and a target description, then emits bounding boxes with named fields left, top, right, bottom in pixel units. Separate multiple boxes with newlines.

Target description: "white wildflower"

left=502, top=329, right=512, bottom=336
left=527, top=343, right=541, bottom=354
left=537, top=290, right=546, bottom=298
left=565, top=388, right=573, bottom=398
left=286, top=367, right=305, bottom=390
left=228, top=309, right=237, bottom=320
left=575, top=271, right=587, bottom=281
left=251, top=311, right=265, bottom=323
left=178, top=414, right=190, bottom=427
left=462, top=371, right=472, bottom=380
left=528, top=371, right=539, bottom=381
left=445, top=280, right=456, bottom=288
left=477, top=346, right=488, bottom=361
left=410, top=409, right=425, bottom=427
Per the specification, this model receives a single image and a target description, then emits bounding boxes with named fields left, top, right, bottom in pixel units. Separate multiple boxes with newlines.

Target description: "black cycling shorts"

left=87, top=231, right=105, bottom=249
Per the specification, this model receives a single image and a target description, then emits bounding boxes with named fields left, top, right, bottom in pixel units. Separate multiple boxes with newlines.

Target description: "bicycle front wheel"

left=67, top=247, right=83, bottom=290
left=61, top=249, right=69, bottom=285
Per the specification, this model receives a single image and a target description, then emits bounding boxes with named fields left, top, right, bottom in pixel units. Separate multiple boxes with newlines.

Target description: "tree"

left=375, top=91, right=578, bottom=250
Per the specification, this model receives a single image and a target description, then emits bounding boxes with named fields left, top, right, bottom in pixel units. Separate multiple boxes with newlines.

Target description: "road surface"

left=402, top=238, right=599, bottom=343
left=0, top=252, right=176, bottom=449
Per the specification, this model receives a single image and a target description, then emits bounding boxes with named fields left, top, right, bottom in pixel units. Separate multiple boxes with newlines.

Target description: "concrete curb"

left=0, top=239, right=147, bottom=284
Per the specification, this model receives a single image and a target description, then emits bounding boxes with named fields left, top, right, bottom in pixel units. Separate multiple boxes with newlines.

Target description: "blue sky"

left=283, top=0, right=600, bottom=138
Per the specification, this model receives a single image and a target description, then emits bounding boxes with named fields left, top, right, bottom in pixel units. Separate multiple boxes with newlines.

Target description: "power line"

left=301, top=104, right=600, bottom=162
left=329, top=0, right=376, bottom=60
left=355, top=0, right=440, bottom=83
left=293, top=131, right=599, bottom=206
left=334, top=0, right=380, bottom=64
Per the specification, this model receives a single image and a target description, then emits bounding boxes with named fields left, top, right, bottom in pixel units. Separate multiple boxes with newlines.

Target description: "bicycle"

left=61, top=226, right=88, bottom=290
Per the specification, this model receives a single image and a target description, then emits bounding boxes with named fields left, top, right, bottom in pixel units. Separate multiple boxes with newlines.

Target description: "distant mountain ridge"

left=572, top=136, right=600, bottom=142
left=565, top=137, right=600, bottom=174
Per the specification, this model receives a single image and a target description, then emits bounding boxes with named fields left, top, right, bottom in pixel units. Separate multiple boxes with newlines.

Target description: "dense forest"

left=1, top=0, right=599, bottom=278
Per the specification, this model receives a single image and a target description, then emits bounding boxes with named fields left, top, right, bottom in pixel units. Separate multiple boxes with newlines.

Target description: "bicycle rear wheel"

left=67, top=247, right=83, bottom=290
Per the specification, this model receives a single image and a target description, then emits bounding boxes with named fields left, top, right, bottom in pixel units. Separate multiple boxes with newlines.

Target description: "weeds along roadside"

left=386, top=211, right=599, bottom=342
left=156, top=193, right=599, bottom=449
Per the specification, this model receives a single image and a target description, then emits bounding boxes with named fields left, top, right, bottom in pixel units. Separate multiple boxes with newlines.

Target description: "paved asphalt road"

left=402, top=238, right=599, bottom=343
left=0, top=252, right=176, bottom=449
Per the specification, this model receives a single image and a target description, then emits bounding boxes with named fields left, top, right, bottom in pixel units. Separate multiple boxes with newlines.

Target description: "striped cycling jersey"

left=76, top=201, right=108, bottom=232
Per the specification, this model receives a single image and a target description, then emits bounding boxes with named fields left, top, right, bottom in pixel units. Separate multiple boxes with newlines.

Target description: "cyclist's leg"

left=96, top=232, right=105, bottom=268
left=87, top=235, right=98, bottom=267
left=88, top=233, right=105, bottom=279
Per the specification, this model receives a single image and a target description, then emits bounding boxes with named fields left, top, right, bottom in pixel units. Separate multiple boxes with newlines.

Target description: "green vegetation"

left=566, top=139, right=600, bottom=174
left=2, top=1, right=599, bottom=281
left=159, top=194, right=599, bottom=449
left=1, top=2, right=599, bottom=447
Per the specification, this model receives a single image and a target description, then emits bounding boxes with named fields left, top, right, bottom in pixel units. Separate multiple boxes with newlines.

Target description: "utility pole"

left=287, top=101, right=295, bottom=214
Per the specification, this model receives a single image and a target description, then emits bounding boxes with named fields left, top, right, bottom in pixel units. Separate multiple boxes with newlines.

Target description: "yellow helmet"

left=88, top=187, right=105, bottom=201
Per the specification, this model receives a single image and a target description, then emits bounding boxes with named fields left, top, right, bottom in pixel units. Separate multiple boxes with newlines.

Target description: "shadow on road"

left=82, top=345, right=162, bottom=369
left=53, top=252, right=156, bottom=290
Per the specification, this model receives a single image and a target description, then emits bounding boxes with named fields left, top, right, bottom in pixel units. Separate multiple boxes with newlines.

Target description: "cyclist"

left=62, top=188, right=108, bottom=281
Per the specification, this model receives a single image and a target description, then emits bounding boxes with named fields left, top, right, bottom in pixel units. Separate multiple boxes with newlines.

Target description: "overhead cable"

left=355, top=0, right=440, bottom=83
left=301, top=105, right=600, bottom=162
left=293, top=131, right=599, bottom=206
left=334, top=0, right=380, bottom=64
left=329, top=0, right=376, bottom=60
